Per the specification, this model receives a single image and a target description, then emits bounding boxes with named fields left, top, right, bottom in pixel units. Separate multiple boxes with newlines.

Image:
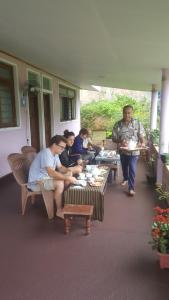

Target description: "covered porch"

left=1, top=1, right=169, bottom=299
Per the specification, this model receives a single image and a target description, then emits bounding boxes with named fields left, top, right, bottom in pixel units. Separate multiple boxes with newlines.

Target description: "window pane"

left=68, top=89, right=75, bottom=98
left=60, top=85, right=76, bottom=121
left=28, top=72, right=40, bottom=87
left=59, top=86, right=67, bottom=97
left=0, top=85, right=15, bottom=126
left=0, top=66, right=12, bottom=80
left=43, top=77, right=52, bottom=91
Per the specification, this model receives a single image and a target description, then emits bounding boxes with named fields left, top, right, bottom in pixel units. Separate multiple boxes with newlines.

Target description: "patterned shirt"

left=112, top=118, right=145, bottom=155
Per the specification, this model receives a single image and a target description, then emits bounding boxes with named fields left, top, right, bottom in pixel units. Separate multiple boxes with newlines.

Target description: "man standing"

left=28, top=135, right=78, bottom=218
left=112, top=105, right=145, bottom=196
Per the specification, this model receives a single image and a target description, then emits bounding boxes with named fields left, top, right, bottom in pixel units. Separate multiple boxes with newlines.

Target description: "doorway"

left=43, top=93, right=51, bottom=147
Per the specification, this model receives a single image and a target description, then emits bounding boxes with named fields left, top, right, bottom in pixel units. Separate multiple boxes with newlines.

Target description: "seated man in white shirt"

left=83, top=130, right=101, bottom=156
left=28, top=135, right=80, bottom=218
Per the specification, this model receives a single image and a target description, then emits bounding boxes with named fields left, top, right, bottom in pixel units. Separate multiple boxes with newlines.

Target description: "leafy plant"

left=150, top=129, right=160, bottom=145
left=156, top=185, right=169, bottom=201
left=80, top=95, right=150, bottom=132
left=106, top=131, right=112, bottom=139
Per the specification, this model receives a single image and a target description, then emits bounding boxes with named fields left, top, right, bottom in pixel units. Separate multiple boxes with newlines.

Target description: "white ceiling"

left=0, top=0, right=169, bottom=91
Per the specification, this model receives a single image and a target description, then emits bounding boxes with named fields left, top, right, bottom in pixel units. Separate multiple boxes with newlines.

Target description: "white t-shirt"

left=83, top=137, right=92, bottom=148
left=28, top=148, right=61, bottom=188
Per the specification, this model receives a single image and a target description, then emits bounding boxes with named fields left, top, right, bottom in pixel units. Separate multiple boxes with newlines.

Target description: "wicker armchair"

left=21, top=146, right=37, bottom=163
left=7, top=153, right=54, bottom=219
left=21, top=146, right=37, bottom=153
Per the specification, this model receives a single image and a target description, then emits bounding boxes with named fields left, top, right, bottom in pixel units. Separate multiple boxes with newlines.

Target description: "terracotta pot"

left=158, top=252, right=169, bottom=269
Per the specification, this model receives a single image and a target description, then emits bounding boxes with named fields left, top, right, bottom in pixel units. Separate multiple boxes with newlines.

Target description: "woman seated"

left=59, top=130, right=83, bottom=174
left=72, top=128, right=95, bottom=163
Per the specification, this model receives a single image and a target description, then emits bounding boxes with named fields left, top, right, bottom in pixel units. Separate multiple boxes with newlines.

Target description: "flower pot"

left=160, top=153, right=169, bottom=164
left=158, top=252, right=169, bottom=269
left=146, top=174, right=156, bottom=185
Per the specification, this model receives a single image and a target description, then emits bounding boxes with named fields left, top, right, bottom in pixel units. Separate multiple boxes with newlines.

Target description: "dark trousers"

left=120, top=154, right=138, bottom=191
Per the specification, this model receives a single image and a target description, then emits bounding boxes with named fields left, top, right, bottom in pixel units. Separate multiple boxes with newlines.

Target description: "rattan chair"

left=21, top=146, right=37, bottom=153
left=7, top=153, right=54, bottom=219
left=21, top=146, right=37, bottom=163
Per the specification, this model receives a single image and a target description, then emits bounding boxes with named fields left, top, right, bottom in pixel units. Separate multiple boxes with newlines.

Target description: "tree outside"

left=80, top=95, right=151, bottom=138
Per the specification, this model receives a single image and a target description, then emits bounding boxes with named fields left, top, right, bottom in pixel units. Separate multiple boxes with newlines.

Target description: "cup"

left=79, top=173, right=86, bottom=180
left=86, top=173, right=92, bottom=179
left=86, top=165, right=92, bottom=172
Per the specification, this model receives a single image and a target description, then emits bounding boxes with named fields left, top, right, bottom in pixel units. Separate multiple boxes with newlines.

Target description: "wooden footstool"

left=63, top=204, right=94, bottom=235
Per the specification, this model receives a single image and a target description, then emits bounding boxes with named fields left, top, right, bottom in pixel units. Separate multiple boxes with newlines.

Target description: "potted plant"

left=160, top=153, right=169, bottom=165
left=150, top=129, right=160, bottom=145
left=150, top=186, right=169, bottom=268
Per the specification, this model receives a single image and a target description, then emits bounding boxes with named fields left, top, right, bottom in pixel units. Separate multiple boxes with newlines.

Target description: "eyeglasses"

left=57, top=144, right=65, bottom=150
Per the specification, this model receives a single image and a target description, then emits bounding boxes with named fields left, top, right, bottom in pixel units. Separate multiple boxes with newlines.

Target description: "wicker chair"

left=21, top=146, right=37, bottom=163
left=21, top=146, right=37, bottom=153
left=7, top=153, right=54, bottom=219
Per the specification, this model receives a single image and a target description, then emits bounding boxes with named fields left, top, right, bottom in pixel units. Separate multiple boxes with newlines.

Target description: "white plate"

left=73, top=180, right=87, bottom=187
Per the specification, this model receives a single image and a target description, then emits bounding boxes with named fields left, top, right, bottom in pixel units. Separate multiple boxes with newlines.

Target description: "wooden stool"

left=105, top=164, right=118, bottom=182
left=111, top=164, right=118, bottom=181
left=63, top=204, right=94, bottom=235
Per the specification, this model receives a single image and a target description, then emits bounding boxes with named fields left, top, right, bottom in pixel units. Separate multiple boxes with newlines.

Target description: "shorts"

left=29, top=178, right=55, bottom=192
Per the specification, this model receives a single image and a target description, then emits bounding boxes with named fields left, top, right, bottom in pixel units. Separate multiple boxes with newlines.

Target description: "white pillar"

left=150, top=84, right=158, bottom=130
left=156, top=69, right=169, bottom=184
left=159, top=69, right=169, bottom=154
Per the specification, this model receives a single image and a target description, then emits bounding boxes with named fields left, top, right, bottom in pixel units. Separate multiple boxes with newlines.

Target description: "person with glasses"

left=59, top=130, right=83, bottom=171
left=28, top=135, right=78, bottom=218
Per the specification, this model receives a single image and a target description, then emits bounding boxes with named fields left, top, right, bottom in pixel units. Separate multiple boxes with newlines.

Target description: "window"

left=42, top=76, right=52, bottom=92
left=0, top=62, right=16, bottom=128
left=28, top=71, right=40, bottom=90
left=59, top=85, right=76, bottom=121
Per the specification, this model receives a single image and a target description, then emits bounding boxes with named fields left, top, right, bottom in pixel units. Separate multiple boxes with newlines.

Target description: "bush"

left=81, top=95, right=150, bottom=131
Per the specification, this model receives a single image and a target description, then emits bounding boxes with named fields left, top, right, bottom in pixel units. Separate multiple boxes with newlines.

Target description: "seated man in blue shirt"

left=72, top=128, right=95, bottom=163
left=28, top=135, right=78, bottom=218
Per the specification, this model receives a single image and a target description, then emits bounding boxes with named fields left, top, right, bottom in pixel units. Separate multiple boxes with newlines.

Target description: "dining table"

left=63, top=167, right=110, bottom=221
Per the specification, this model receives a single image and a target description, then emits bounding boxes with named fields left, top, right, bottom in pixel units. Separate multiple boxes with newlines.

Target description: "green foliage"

left=80, top=95, right=150, bottom=131
left=156, top=186, right=169, bottom=201
left=150, top=129, right=160, bottom=145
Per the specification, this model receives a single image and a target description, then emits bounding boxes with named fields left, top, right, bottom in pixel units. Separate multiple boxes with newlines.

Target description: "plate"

left=89, top=182, right=102, bottom=187
left=73, top=180, right=87, bottom=187
left=119, top=146, right=148, bottom=151
left=98, top=165, right=109, bottom=170
left=94, top=176, right=104, bottom=182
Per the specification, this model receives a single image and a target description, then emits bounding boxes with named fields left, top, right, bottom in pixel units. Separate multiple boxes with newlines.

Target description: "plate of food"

left=89, top=181, right=102, bottom=187
left=99, top=169, right=107, bottom=175
left=94, top=176, right=104, bottom=182
left=98, top=165, right=109, bottom=170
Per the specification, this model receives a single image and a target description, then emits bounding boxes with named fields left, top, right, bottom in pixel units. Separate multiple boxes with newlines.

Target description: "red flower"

left=154, top=206, right=164, bottom=214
